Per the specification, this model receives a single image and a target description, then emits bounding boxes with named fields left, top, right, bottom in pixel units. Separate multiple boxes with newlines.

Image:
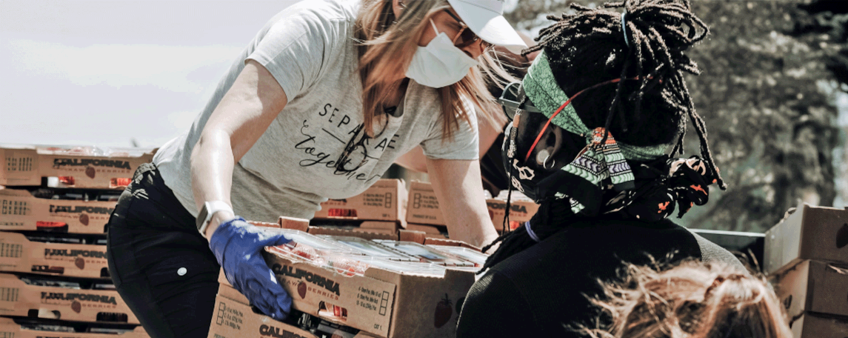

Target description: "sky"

left=0, top=0, right=302, bottom=149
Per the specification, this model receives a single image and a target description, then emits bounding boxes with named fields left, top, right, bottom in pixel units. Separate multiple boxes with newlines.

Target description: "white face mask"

left=405, top=20, right=479, bottom=88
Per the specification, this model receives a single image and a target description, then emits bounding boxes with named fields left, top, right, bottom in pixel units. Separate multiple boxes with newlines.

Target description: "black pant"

left=106, top=163, right=220, bottom=338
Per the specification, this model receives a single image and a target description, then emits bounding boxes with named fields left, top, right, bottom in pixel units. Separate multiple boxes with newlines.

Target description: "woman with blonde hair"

left=584, top=261, right=793, bottom=338
left=105, top=0, right=525, bottom=337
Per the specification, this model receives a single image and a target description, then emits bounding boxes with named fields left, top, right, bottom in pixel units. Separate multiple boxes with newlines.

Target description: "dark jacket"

left=456, top=219, right=744, bottom=337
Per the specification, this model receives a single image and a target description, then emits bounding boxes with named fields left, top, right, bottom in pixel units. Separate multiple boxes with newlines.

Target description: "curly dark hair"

left=522, top=0, right=723, bottom=185
left=481, top=0, right=726, bottom=269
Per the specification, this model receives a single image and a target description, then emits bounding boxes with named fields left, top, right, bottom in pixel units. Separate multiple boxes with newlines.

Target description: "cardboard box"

left=263, top=252, right=474, bottom=338
left=406, top=224, right=448, bottom=239
left=208, top=292, right=320, bottom=338
left=0, top=145, right=155, bottom=189
left=406, top=182, right=444, bottom=226
left=764, top=204, right=848, bottom=274
left=0, top=273, right=139, bottom=324
left=220, top=225, right=479, bottom=337
left=486, top=197, right=538, bottom=233
left=210, top=286, right=380, bottom=338
left=0, top=317, right=148, bottom=338
left=771, top=260, right=848, bottom=319
left=262, top=253, right=397, bottom=337
left=0, top=232, right=110, bottom=279
left=0, top=188, right=116, bottom=234
left=790, top=314, right=848, bottom=338
left=313, top=179, right=407, bottom=223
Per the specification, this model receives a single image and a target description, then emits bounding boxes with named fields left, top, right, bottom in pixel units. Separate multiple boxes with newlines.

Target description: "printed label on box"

left=0, top=232, right=109, bottom=279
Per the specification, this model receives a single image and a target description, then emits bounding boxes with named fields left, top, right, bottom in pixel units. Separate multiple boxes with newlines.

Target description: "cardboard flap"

left=423, top=238, right=481, bottom=251
left=308, top=226, right=397, bottom=240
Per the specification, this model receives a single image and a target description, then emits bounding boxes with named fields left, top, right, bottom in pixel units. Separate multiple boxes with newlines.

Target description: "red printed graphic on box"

left=0, top=189, right=115, bottom=234
left=0, top=273, right=138, bottom=324
left=1, top=232, right=109, bottom=279
left=0, top=145, right=154, bottom=189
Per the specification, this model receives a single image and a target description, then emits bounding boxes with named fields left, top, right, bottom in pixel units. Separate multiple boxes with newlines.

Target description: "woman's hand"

left=426, top=158, right=499, bottom=247
left=209, top=217, right=293, bottom=319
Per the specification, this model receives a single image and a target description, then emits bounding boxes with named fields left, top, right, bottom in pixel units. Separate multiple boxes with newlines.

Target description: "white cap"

left=447, top=0, right=528, bottom=54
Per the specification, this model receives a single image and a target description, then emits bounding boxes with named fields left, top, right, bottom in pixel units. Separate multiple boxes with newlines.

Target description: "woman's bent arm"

left=191, top=59, right=288, bottom=237
left=425, top=158, right=499, bottom=247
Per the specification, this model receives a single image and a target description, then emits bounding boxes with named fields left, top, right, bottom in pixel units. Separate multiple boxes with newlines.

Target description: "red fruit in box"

left=297, top=281, right=307, bottom=299
left=433, top=294, right=452, bottom=328
left=71, top=301, right=82, bottom=313
left=85, top=166, right=96, bottom=179
left=79, top=213, right=89, bottom=226
left=74, top=257, right=85, bottom=269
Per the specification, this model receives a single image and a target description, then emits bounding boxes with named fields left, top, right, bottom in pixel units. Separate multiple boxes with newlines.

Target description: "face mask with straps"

left=404, top=16, right=480, bottom=88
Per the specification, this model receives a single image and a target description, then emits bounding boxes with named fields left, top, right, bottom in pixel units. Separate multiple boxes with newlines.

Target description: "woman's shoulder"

left=267, top=0, right=359, bottom=28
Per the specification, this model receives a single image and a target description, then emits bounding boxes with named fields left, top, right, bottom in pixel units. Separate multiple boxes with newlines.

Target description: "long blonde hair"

left=354, top=0, right=512, bottom=138
left=583, top=261, right=793, bottom=338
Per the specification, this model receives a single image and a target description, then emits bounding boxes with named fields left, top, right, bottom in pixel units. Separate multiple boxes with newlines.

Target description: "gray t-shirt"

left=153, top=0, right=478, bottom=222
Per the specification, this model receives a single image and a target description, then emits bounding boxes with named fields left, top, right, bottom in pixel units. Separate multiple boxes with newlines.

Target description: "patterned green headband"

left=518, top=51, right=672, bottom=215
left=522, top=51, right=670, bottom=161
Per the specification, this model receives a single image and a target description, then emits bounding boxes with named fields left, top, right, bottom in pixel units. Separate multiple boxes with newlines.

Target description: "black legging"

left=106, top=163, right=220, bottom=338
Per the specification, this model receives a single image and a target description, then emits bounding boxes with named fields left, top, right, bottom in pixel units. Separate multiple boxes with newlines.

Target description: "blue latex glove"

left=209, top=217, right=292, bottom=320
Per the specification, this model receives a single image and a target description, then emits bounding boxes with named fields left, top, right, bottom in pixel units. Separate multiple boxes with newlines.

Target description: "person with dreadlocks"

left=456, top=1, right=747, bottom=336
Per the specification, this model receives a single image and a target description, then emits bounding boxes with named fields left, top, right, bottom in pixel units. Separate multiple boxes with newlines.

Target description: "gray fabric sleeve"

left=246, top=5, right=342, bottom=104
left=420, top=98, right=480, bottom=160
left=691, top=232, right=749, bottom=273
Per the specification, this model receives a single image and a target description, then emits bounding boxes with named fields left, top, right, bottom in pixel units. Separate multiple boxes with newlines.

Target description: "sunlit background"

left=2, top=0, right=846, bottom=231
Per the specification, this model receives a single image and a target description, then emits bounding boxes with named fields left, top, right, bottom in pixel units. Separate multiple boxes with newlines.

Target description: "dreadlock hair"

left=481, top=0, right=725, bottom=270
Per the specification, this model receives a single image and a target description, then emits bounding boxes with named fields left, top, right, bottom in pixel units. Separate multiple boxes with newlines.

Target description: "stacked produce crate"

left=485, top=190, right=538, bottom=234
left=208, top=218, right=489, bottom=338
left=309, top=179, right=407, bottom=238
left=0, top=144, right=153, bottom=337
left=765, top=203, right=848, bottom=337
left=406, top=181, right=539, bottom=237
left=405, top=182, right=449, bottom=238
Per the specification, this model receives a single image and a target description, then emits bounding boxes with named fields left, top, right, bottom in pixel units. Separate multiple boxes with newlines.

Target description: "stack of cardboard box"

left=765, top=203, right=848, bottom=337
left=0, top=144, right=153, bottom=337
left=486, top=190, right=539, bottom=234
left=208, top=216, right=485, bottom=338
left=405, top=182, right=449, bottom=238
left=406, top=182, right=540, bottom=237
left=310, top=179, right=407, bottom=237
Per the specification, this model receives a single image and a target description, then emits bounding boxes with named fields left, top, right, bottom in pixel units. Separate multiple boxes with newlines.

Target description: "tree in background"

left=504, top=0, right=847, bottom=232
